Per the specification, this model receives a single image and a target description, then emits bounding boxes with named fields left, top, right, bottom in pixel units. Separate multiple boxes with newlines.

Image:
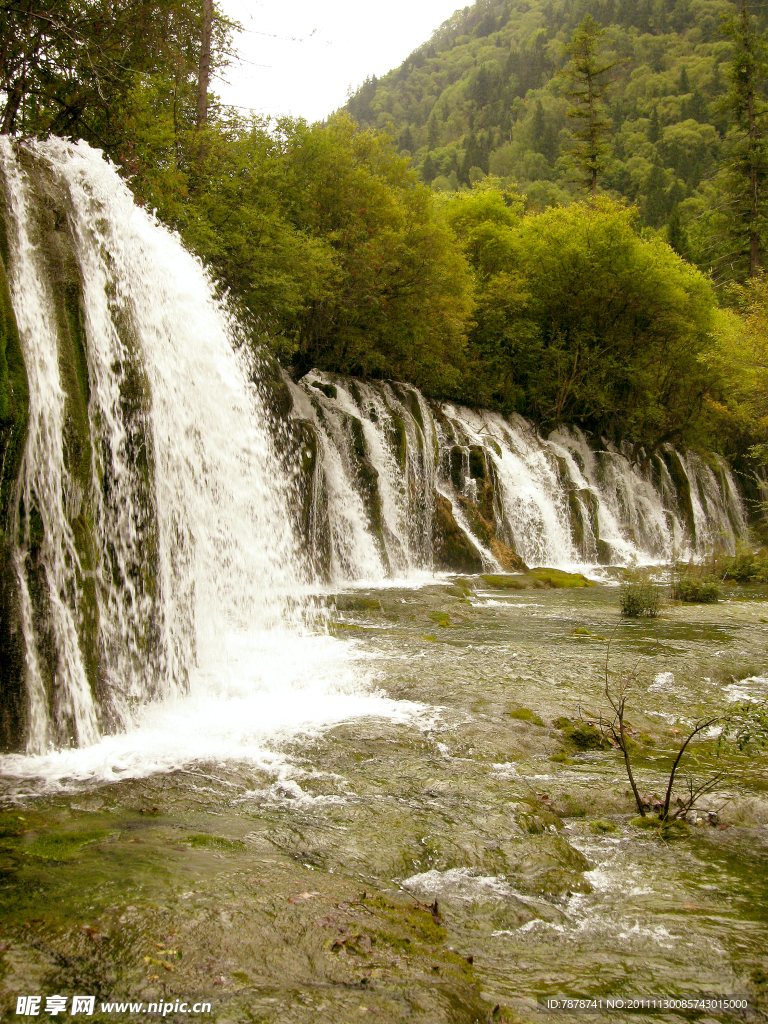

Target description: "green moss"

left=387, top=406, right=408, bottom=469
left=529, top=568, right=594, bottom=588
left=433, top=494, right=483, bottom=573
left=312, top=380, right=337, bottom=400
left=590, top=819, right=618, bottom=834
left=561, top=721, right=607, bottom=750
left=428, top=611, right=451, bottom=625
left=482, top=569, right=594, bottom=590
left=508, top=707, right=544, bottom=727
left=663, top=451, right=696, bottom=542
left=184, top=834, right=247, bottom=851
left=21, top=829, right=113, bottom=862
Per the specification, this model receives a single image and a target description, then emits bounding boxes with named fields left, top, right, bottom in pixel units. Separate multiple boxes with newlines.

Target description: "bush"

left=620, top=580, right=661, bottom=618
left=711, top=547, right=768, bottom=584
left=671, top=576, right=719, bottom=603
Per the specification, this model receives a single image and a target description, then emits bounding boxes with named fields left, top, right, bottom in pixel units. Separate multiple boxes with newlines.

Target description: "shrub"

left=671, top=576, right=719, bottom=603
left=619, top=580, right=661, bottom=618
left=711, top=547, right=768, bottom=584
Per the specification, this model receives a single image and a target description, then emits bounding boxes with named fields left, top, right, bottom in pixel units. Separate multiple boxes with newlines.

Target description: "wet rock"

left=433, top=494, right=483, bottom=574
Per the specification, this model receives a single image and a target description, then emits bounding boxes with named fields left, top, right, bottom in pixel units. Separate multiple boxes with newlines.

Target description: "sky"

left=214, top=0, right=462, bottom=123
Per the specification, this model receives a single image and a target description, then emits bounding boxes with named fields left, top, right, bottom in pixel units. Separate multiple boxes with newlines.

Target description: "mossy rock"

left=482, top=569, right=593, bottom=590
left=21, top=829, right=113, bottom=862
left=590, top=819, right=618, bottom=834
left=335, top=596, right=383, bottom=613
left=0, top=246, right=29, bottom=754
left=481, top=574, right=528, bottom=590
left=529, top=568, right=594, bottom=588
left=561, top=721, right=608, bottom=750
left=445, top=577, right=473, bottom=599
left=550, top=750, right=572, bottom=764
left=662, top=450, right=696, bottom=542
left=433, top=494, right=483, bottom=574
left=508, top=707, right=544, bottom=727
left=311, top=380, right=338, bottom=400
left=184, top=834, right=247, bottom=852
left=490, top=538, right=527, bottom=572
left=428, top=611, right=451, bottom=626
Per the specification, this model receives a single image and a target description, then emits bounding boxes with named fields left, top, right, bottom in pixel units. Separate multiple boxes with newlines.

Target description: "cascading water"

left=0, top=138, right=319, bottom=758
left=288, top=372, right=438, bottom=581
left=286, top=376, right=750, bottom=581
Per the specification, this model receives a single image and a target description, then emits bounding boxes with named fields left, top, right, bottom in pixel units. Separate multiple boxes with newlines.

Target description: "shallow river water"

left=1, top=576, right=767, bottom=1024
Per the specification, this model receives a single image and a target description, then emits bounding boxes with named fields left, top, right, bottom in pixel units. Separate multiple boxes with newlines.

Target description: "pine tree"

left=559, top=15, right=618, bottom=197
left=721, top=0, right=768, bottom=277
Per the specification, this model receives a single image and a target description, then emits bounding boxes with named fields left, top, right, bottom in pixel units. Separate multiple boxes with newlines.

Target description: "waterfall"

left=0, top=138, right=309, bottom=754
left=287, top=377, right=750, bottom=581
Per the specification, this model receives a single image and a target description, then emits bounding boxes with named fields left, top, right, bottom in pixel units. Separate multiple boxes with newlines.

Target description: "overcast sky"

left=215, top=1, right=462, bottom=123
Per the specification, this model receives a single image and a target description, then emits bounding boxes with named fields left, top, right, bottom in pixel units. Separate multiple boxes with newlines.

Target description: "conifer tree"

left=559, top=15, right=618, bottom=197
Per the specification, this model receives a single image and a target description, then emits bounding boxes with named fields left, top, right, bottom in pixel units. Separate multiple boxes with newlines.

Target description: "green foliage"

left=620, top=579, right=662, bottom=617
left=343, top=0, right=768, bottom=283
left=671, top=575, right=720, bottom=602
left=278, top=116, right=474, bottom=394
left=448, top=189, right=718, bottom=445
left=0, top=0, right=233, bottom=151
left=559, top=15, right=618, bottom=195
left=715, top=0, right=768, bottom=279
left=710, top=545, right=768, bottom=581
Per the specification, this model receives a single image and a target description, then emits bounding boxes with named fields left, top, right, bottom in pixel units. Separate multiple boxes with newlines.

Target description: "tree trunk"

left=196, top=0, right=213, bottom=128
left=2, top=79, right=24, bottom=134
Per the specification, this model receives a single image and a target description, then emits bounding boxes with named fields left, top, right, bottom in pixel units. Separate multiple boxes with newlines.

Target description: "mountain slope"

left=345, top=0, right=748, bottom=250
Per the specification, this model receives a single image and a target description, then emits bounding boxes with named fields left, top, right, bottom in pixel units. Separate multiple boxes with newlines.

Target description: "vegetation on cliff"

left=0, top=0, right=767, bottom=471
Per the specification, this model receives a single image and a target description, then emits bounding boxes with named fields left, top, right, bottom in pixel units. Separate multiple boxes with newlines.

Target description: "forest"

left=0, top=0, right=766, bottom=470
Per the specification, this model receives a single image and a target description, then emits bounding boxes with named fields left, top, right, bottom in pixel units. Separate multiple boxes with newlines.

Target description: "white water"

left=294, top=378, right=749, bottom=580
left=0, top=139, right=397, bottom=763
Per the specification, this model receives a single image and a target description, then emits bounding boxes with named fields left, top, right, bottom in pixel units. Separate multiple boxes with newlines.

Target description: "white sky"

left=215, top=1, right=462, bottom=123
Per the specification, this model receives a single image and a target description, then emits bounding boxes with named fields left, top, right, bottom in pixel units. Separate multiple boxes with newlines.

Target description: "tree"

left=720, top=0, right=768, bottom=278
left=197, top=0, right=214, bottom=128
left=279, top=115, right=474, bottom=394
left=598, top=636, right=768, bottom=824
left=0, top=0, right=232, bottom=162
left=559, top=15, right=618, bottom=198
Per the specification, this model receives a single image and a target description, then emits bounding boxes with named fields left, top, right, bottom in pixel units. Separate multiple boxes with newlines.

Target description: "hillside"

left=345, top=0, right=752, bottom=266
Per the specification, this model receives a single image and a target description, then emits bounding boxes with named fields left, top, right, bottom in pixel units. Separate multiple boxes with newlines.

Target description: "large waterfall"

left=0, top=138, right=755, bottom=761
left=0, top=138, right=312, bottom=756
left=287, top=371, right=749, bottom=582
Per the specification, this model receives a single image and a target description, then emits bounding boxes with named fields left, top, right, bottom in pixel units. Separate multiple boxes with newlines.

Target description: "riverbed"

left=1, top=577, right=767, bottom=1023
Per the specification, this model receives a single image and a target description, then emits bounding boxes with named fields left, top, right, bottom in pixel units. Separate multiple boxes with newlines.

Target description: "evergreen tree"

left=721, top=0, right=768, bottom=277
left=559, top=15, right=618, bottom=197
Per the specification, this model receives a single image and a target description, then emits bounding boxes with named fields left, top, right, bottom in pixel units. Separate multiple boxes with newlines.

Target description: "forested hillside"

left=346, top=0, right=759, bottom=275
